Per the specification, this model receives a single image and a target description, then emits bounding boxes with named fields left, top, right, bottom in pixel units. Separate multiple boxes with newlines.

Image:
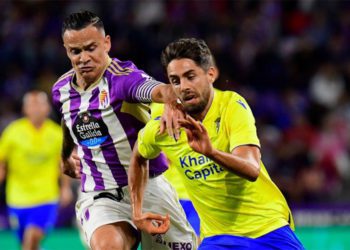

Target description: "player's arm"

left=61, top=120, right=80, bottom=179
left=179, top=115, right=260, bottom=181
left=151, top=84, right=184, bottom=140
left=128, top=142, right=170, bottom=234
left=123, top=67, right=183, bottom=139
left=0, top=162, right=6, bottom=184
left=0, top=129, right=10, bottom=184
left=59, top=173, right=73, bottom=207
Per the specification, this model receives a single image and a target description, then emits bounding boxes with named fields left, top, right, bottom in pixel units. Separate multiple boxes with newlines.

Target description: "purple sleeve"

left=109, top=60, right=162, bottom=103
left=52, top=84, right=62, bottom=112
left=51, top=76, right=71, bottom=113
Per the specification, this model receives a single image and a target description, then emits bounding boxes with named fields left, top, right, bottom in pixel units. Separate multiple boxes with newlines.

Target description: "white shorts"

left=76, top=175, right=197, bottom=249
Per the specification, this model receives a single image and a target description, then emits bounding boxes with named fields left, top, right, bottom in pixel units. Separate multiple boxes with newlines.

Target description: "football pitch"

left=0, top=226, right=349, bottom=250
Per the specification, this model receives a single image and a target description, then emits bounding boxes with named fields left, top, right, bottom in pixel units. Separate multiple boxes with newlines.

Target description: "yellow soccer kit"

left=150, top=103, right=190, bottom=200
left=138, top=89, right=293, bottom=239
left=0, top=118, right=63, bottom=207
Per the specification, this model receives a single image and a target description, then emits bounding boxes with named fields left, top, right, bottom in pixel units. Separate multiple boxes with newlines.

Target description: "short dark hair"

left=161, top=38, right=216, bottom=72
left=62, top=10, right=104, bottom=36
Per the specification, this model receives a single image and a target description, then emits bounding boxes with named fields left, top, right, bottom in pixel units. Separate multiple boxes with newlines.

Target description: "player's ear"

left=104, top=35, right=111, bottom=53
left=207, top=66, right=218, bottom=84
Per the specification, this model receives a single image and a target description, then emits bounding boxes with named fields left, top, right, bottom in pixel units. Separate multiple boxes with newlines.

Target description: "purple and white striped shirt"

left=52, top=58, right=168, bottom=192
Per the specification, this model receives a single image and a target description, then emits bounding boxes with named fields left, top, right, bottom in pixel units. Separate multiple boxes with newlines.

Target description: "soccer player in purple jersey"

left=52, top=11, right=196, bottom=250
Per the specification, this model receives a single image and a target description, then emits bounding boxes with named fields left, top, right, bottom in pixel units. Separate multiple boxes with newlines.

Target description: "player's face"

left=167, top=58, right=215, bottom=116
left=23, top=93, right=50, bottom=124
left=63, top=25, right=111, bottom=85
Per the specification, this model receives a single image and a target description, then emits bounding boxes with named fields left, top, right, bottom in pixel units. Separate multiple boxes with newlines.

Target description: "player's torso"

left=5, top=119, right=62, bottom=206
left=159, top=91, right=291, bottom=238
left=59, top=76, right=151, bottom=191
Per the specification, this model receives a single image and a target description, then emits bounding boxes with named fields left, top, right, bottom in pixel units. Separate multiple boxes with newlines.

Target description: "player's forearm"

left=60, top=173, right=71, bottom=190
left=61, top=120, right=74, bottom=161
left=61, top=159, right=77, bottom=178
left=151, top=84, right=177, bottom=104
left=61, top=120, right=77, bottom=178
left=128, top=146, right=149, bottom=218
left=0, top=162, right=6, bottom=184
left=207, top=148, right=260, bottom=181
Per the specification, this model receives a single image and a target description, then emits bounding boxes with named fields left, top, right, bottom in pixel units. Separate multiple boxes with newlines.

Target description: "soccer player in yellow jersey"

left=0, top=91, right=72, bottom=250
left=129, top=38, right=305, bottom=249
left=151, top=103, right=201, bottom=239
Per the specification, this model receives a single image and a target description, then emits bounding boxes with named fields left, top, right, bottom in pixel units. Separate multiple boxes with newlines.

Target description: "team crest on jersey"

left=99, top=89, right=109, bottom=109
left=82, top=113, right=90, bottom=123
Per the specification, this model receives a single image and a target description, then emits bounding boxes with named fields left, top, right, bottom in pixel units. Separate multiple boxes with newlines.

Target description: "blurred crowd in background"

left=1, top=0, right=350, bottom=228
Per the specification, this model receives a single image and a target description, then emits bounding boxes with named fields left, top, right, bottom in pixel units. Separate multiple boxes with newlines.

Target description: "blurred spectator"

left=309, top=61, right=345, bottom=109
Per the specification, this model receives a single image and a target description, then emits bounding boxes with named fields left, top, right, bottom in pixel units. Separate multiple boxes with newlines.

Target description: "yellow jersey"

left=139, top=89, right=293, bottom=239
left=0, top=118, right=62, bottom=207
left=149, top=103, right=190, bottom=200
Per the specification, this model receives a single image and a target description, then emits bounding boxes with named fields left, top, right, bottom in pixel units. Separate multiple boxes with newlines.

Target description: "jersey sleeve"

left=226, top=94, right=260, bottom=152
left=109, top=60, right=162, bottom=103
left=51, top=86, right=62, bottom=113
left=137, top=120, right=162, bottom=159
left=0, top=124, right=14, bottom=162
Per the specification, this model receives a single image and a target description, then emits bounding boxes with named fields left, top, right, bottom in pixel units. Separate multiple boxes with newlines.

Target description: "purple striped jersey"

left=52, top=58, right=168, bottom=192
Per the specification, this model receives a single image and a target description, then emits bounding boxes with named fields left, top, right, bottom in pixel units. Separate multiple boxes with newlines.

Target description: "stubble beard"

left=183, top=90, right=210, bottom=117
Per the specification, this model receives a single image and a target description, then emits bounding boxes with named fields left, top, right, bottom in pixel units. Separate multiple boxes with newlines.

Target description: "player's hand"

left=159, top=100, right=185, bottom=141
left=178, top=115, right=214, bottom=156
left=62, top=153, right=81, bottom=179
left=133, top=212, right=170, bottom=234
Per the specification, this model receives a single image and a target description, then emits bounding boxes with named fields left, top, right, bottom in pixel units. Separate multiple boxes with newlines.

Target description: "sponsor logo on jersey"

left=179, top=155, right=224, bottom=180
left=73, top=112, right=109, bottom=147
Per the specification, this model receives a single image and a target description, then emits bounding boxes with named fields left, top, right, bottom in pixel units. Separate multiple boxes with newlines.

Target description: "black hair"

left=62, top=10, right=104, bottom=36
left=161, top=38, right=216, bottom=72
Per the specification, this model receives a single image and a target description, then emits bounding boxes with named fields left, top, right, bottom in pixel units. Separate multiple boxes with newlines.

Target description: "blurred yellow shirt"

left=0, top=118, right=62, bottom=207
left=139, top=89, right=293, bottom=239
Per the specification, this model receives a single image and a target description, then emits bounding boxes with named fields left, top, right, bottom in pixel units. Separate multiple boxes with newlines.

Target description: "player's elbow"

left=247, top=164, right=260, bottom=182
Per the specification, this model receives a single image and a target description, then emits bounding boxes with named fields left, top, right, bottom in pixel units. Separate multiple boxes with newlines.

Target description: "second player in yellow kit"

left=129, top=38, right=304, bottom=249
left=139, top=89, right=292, bottom=239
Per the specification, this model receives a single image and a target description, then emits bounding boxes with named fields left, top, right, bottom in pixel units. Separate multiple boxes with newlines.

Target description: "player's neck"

left=29, top=119, right=45, bottom=130
left=192, top=91, right=214, bottom=121
left=74, top=59, right=110, bottom=90
left=75, top=75, right=91, bottom=90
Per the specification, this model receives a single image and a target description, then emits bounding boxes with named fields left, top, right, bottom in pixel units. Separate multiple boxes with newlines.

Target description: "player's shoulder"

left=2, top=118, right=28, bottom=134
left=144, top=116, right=162, bottom=133
left=139, top=116, right=163, bottom=143
left=45, top=119, right=61, bottom=130
left=215, top=89, right=249, bottom=110
left=215, top=89, right=243, bottom=101
left=44, top=120, right=63, bottom=140
left=105, top=58, right=136, bottom=77
left=53, top=69, right=74, bottom=90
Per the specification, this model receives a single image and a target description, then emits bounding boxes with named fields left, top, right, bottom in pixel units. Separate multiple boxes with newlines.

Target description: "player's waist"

left=79, top=175, right=164, bottom=204
left=80, top=169, right=163, bottom=192
left=201, top=217, right=290, bottom=239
